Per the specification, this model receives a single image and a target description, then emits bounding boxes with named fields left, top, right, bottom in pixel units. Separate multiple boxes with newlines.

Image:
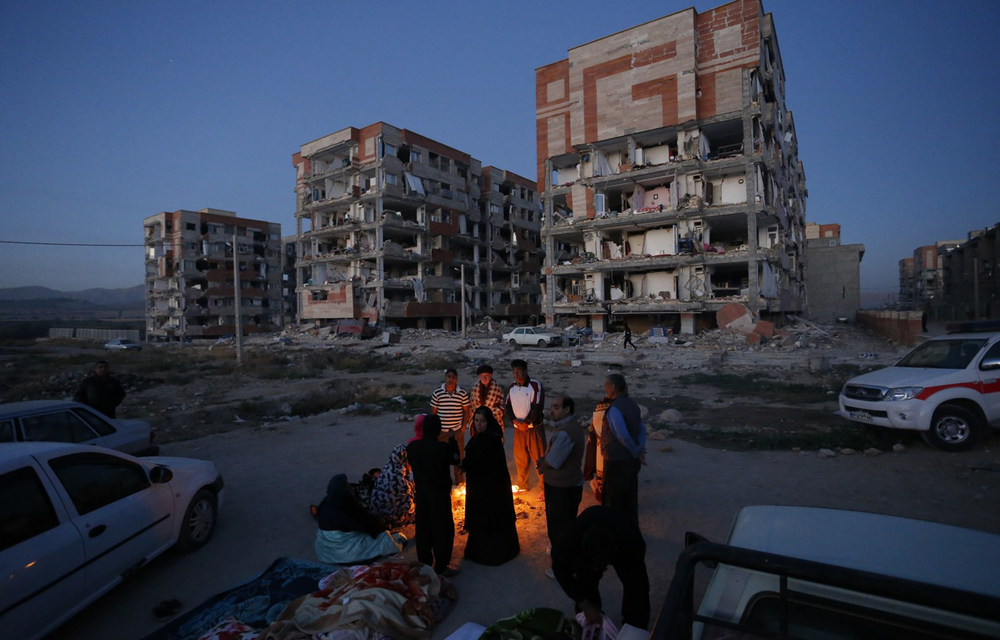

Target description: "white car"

left=0, top=400, right=159, bottom=456
left=654, top=506, right=1000, bottom=639
left=104, top=338, right=142, bottom=351
left=839, top=327, right=1000, bottom=451
left=502, top=326, right=563, bottom=348
left=0, top=442, right=224, bottom=640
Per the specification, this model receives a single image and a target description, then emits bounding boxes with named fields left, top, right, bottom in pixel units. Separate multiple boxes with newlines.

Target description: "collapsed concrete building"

left=292, top=123, right=543, bottom=329
left=537, top=0, right=807, bottom=334
left=144, top=209, right=282, bottom=340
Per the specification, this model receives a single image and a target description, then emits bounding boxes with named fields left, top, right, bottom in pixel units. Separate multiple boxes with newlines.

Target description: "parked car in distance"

left=502, top=326, right=563, bottom=347
left=839, top=323, right=1000, bottom=451
left=0, top=442, right=224, bottom=640
left=0, top=400, right=159, bottom=457
left=104, top=338, right=142, bottom=351
left=653, top=505, right=1000, bottom=639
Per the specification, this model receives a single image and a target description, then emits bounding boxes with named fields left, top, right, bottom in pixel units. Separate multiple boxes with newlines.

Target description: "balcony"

left=431, top=248, right=455, bottom=263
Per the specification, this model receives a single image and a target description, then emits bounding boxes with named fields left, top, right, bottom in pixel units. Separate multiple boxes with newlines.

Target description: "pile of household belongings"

left=193, top=560, right=456, bottom=640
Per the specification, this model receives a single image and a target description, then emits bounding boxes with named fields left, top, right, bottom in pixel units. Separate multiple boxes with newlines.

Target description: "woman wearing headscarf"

left=313, top=473, right=405, bottom=564
left=370, top=443, right=416, bottom=526
left=461, top=406, right=520, bottom=565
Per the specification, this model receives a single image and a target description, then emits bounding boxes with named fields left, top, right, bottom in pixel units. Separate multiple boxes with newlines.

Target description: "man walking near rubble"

left=505, top=359, right=545, bottom=492
left=470, top=364, right=505, bottom=440
left=622, top=323, right=637, bottom=350
left=431, top=368, right=471, bottom=484
left=74, top=360, right=126, bottom=418
left=600, top=373, right=646, bottom=525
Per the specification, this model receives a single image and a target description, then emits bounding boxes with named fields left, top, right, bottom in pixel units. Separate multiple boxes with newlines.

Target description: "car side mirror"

left=149, top=466, right=173, bottom=483
left=980, top=357, right=1000, bottom=371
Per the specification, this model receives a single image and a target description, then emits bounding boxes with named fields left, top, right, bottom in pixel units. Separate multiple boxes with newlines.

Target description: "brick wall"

left=857, top=310, right=924, bottom=346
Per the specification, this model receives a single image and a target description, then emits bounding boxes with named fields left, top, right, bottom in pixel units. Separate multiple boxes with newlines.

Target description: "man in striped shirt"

left=505, top=359, right=545, bottom=491
left=431, top=368, right=472, bottom=484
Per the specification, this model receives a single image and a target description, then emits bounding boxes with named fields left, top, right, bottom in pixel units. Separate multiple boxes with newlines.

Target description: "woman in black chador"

left=461, top=406, right=520, bottom=565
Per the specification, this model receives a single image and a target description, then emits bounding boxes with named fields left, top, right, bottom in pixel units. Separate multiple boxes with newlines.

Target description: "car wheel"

left=177, top=489, right=218, bottom=551
left=537, top=339, right=547, bottom=347
left=921, top=405, right=981, bottom=452
left=508, top=339, right=518, bottom=346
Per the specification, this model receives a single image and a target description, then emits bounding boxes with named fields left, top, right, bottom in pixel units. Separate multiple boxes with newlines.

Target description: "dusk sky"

left=1, top=0, right=998, bottom=304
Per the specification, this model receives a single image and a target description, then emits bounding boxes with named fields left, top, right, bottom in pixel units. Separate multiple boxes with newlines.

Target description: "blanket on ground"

left=141, top=557, right=339, bottom=640
left=260, top=561, right=446, bottom=640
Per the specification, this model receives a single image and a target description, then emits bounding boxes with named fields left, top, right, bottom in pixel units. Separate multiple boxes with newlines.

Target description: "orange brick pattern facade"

left=535, top=0, right=761, bottom=187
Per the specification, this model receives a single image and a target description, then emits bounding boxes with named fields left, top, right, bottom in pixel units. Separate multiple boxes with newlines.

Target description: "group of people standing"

left=411, top=360, right=652, bottom=629
left=312, top=357, right=652, bottom=629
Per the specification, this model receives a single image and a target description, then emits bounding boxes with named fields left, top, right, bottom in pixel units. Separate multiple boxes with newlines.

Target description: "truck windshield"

left=896, top=339, right=986, bottom=369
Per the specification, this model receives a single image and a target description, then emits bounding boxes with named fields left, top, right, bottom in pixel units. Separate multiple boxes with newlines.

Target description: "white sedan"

left=0, top=442, right=224, bottom=640
left=0, top=400, right=159, bottom=457
left=104, top=338, right=142, bottom=351
left=502, top=326, right=564, bottom=348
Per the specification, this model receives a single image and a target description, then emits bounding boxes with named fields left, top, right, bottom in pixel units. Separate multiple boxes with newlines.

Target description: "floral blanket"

left=260, top=561, right=442, bottom=640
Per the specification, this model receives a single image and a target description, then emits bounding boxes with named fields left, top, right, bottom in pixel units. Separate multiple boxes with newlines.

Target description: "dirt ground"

left=2, top=322, right=999, bottom=639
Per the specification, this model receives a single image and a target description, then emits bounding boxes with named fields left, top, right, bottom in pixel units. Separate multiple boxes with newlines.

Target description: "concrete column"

left=543, top=158, right=556, bottom=325
left=592, top=315, right=605, bottom=333
left=681, top=312, right=696, bottom=335
left=747, top=212, right=760, bottom=310
left=376, top=196, right=385, bottom=321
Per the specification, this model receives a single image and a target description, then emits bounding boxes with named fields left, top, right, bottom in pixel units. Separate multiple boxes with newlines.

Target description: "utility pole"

left=233, top=231, right=244, bottom=364
left=461, top=264, right=467, bottom=338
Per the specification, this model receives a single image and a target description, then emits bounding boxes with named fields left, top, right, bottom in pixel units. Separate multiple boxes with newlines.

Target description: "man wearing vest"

left=537, top=394, right=586, bottom=579
left=505, top=359, right=545, bottom=491
left=600, top=373, right=646, bottom=525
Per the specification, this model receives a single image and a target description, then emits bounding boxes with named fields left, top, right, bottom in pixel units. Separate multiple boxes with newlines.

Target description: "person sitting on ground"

left=461, top=407, right=520, bottom=566
left=370, top=444, right=416, bottom=526
left=408, top=413, right=426, bottom=445
left=313, top=473, right=405, bottom=565
left=353, top=467, right=381, bottom=510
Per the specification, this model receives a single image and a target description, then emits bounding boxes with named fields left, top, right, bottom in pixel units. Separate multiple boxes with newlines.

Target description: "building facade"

left=898, top=257, right=916, bottom=307
left=143, top=209, right=282, bottom=341
left=803, top=222, right=864, bottom=323
left=933, top=224, right=1000, bottom=321
left=537, top=0, right=807, bottom=333
left=292, top=123, right=543, bottom=329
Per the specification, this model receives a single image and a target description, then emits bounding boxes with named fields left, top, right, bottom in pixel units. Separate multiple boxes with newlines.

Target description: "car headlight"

left=885, top=387, right=922, bottom=402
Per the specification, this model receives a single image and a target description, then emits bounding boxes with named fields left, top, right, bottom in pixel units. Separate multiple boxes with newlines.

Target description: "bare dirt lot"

left=2, top=323, right=999, bottom=639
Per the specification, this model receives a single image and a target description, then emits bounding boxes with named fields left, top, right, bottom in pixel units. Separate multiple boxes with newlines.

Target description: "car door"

left=0, top=460, right=85, bottom=640
left=39, top=450, right=175, bottom=601
left=515, top=328, right=527, bottom=344
left=71, top=408, right=130, bottom=451
left=0, top=419, right=15, bottom=443
left=18, top=410, right=106, bottom=448
left=976, top=339, right=1000, bottom=425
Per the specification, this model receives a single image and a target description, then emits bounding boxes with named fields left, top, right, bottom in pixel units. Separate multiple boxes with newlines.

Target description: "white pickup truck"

left=838, top=327, right=1000, bottom=451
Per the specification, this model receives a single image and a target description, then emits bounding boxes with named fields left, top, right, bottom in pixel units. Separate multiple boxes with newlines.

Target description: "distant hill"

left=0, top=284, right=144, bottom=306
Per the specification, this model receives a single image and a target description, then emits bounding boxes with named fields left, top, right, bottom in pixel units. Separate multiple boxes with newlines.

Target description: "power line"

left=0, top=240, right=145, bottom=247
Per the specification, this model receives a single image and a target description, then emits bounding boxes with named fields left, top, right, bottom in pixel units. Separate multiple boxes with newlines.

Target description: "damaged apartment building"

left=144, top=209, right=282, bottom=340
left=292, top=123, right=543, bottom=328
left=537, top=0, right=807, bottom=333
